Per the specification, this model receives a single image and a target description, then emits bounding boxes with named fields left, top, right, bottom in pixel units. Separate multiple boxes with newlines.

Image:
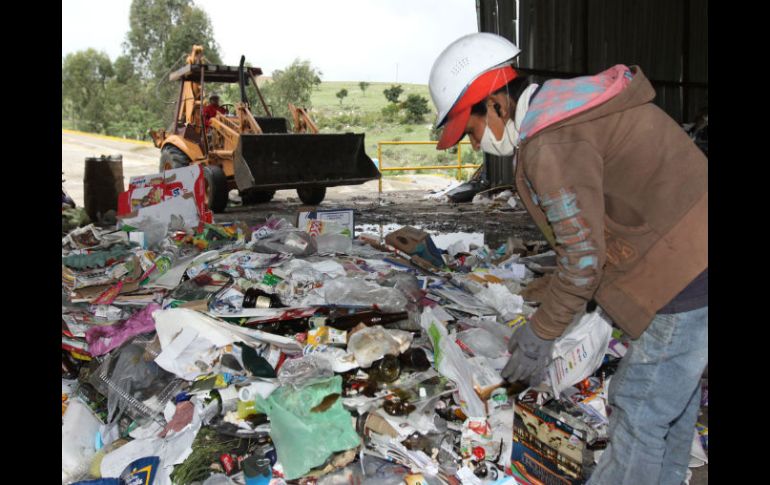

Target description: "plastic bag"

left=380, top=271, right=424, bottom=303
left=456, top=327, right=508, bottom=359
left=124, top=216, right=168, bottom=250
left=323, top=277, right=408, bottom=313
left=277, top=354, right=335, bottom=388
left=62, top=399, right=103, bottom=484
left=315, top=233, right=353, bottom=254
left=253, top=229, right=317, bottom=256
left=474, top=283, right=524, bottom=321
left=347, top=325, right=413, bottom=368
left=421, top=308, right=487, bottom=418
left=89, top=335, right=185, bottom=425
left=86, top=303, right=161, bottom=356
left=254, top=376, right=360, bottom=480
left=546, top=309, right=613, bottom=397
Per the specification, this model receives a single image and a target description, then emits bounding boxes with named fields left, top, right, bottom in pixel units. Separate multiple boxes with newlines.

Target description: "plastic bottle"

left=154, top=238, right=181, bottom=274
left=242, top=456, right=272, bottom=485
left=237, top=399, right=259, bottom=419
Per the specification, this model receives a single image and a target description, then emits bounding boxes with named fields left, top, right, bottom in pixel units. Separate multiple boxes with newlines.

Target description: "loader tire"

left=204, top=165, right=228, bottom=213
left=159, top=145, right=191, bottom=171
left=297, top=187, right=326, bottom=205
left=241, top=189, right=276, bottom=205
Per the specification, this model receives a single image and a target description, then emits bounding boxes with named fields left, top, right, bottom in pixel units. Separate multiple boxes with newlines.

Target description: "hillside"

left=308, top=81, right=481, bottom=178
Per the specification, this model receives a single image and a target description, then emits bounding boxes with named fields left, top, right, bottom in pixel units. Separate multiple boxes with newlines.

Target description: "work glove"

left=501, top=320, right=554, bottom=386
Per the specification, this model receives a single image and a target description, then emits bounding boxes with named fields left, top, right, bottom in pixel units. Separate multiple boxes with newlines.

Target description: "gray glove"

left=501, top=321, right=554, bottom=386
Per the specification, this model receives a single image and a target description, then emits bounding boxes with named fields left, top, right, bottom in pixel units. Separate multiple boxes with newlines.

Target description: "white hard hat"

left=429, top=32, right=521, bottom=128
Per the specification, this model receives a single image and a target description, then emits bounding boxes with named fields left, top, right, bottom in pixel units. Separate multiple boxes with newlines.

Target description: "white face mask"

left=479, top=118, right=518, bottom=157
left=478, top=83, right=539, bottom=157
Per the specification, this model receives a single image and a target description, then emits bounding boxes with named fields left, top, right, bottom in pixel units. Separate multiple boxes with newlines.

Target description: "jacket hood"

left=519, top=65, right=656, bottom=141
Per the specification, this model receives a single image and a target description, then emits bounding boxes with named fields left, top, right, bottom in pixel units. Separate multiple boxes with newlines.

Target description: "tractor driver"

left=203, top=94, right=228, bottom=130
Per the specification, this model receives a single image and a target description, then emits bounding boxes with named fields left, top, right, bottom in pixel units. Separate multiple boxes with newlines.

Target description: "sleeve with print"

left=524, top=140, right=606, bottom=339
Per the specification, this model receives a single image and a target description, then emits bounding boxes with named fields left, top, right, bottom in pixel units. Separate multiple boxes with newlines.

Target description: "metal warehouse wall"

left=476, top=0, right=708, bottom=123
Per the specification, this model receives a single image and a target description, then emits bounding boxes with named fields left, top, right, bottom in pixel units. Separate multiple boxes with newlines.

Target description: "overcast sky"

left=62, top=0, right=479, bottom=84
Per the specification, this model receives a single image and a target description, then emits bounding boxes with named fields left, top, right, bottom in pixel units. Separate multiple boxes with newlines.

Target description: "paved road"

left=61, top=130, right=454, bottom=207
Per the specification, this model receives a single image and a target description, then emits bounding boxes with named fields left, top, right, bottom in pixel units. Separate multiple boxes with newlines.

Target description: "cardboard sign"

left=118, top=165, right=211, bottom=224
left=119, top=193, right=201, bottom=231
left=298, top=209, right=355, bottom=238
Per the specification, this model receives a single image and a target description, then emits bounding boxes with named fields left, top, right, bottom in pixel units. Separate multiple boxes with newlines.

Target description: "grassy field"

left=309, top=81, right=482, bottom=179
left=311, top=81, right=433, bottom=115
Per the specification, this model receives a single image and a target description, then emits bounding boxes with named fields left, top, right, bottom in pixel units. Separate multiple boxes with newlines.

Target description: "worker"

left=203, top=94, right=228, bottom=129
left=428, top=33, right=707, bottom=485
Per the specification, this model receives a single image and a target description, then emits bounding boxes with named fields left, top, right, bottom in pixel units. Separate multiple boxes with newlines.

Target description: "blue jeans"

left=587, top=306, right=708, bottom=485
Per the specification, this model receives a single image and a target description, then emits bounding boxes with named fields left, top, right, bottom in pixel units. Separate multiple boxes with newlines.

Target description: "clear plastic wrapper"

left=213, top=250, right=290, bottom=277
left=456, top=327, right=508, bottom=359
left=277, top=353, right=335, bottom=388
left=89, top=335, right=185, bottom=425
left=123, top=216, right=169, bottom=249
left=323, top=277, right=408, bottom=313
left=167, top=270, right=233, bottom=303
left=253, top=229, right=317, bottom=256
left=347, top=325, right=413, bottom=368
left=315, top=233, right=353, bottom=254
left=251, top=216, right=294, bottom=241
left=380, top=271, right=424, bottom=303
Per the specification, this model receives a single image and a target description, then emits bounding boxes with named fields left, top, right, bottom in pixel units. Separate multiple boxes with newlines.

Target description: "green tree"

left=160, top=5, right=221, bottom=73
left=358, top=81, right=370, bottom=96
left=61, top=0, right=224, bottom=138
left=401, top=94, right=431, bottom=123
left=381, top=103, right=401, bottom=123
left=62, top=49, right=115, bottom=132
left=125, top=0, right=221, bottom=125
left=125, top=0, right=220, bottom=79
left=383, top=84, right=403, bottom=104
left=336, top=88, right=348, bottom=105
left=260, top=59, right=322, bottom=119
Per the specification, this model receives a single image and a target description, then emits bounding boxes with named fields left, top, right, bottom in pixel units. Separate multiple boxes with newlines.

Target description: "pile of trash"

left=62, top=208, right=705, bottom=484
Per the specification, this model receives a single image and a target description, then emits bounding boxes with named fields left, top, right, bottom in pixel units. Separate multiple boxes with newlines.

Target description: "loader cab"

left=167, top=63, right=281, bottom=156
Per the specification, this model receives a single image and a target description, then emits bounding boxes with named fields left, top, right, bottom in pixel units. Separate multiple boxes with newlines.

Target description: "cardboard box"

left=118, top=165, right=211, bottom=224
left=511, top=397, right=597, bottom=485
left=384, top=226, right=444, bottom=268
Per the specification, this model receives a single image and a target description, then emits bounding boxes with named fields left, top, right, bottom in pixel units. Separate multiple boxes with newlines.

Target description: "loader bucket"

left=233, top=133, right=381, bottom=191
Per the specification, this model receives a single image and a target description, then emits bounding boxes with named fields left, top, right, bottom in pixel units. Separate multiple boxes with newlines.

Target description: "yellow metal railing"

left=377, top=140, right=479, bottom=193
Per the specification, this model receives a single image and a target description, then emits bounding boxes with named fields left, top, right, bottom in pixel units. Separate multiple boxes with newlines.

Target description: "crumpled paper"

left=152, top=308, right=244, bottom=381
